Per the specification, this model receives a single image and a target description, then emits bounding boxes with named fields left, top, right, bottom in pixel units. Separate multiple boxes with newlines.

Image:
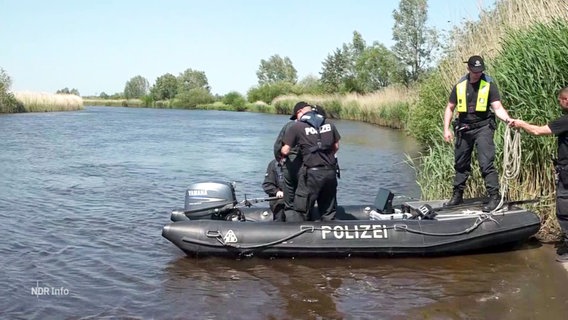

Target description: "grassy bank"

left=13, top=92, right=83, bottom=112
left=84, top=97, right=292, bottom=115
left=83, top=98, right=143, bottom=107
left=272, top=85, right=416, bottom=129
left=408, top=0, right=568, bottom=241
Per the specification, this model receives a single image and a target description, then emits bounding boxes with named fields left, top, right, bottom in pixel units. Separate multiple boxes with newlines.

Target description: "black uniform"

left=262, top=159, right=285, bottom=221
left=282, top=111, right=341, bottom=221
left=549, top=114, right=568, bottom=236
left=273, top=121, right=302, bottom=214
left=449, top=74, right=501, bottom=196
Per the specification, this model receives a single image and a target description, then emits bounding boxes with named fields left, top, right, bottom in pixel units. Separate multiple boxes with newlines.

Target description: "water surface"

left=1, top=106, right=566, bottom=319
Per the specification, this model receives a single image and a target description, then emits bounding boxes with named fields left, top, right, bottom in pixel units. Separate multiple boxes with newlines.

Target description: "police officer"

left=281, top=103, right=341, bottom=221
left=261, top=159, right=285, bottom=221
left=510, top=86, right=568, bottom=262
left=272, top=101, right=308, bottom=218
left=443, top=55, right=512, bottom=212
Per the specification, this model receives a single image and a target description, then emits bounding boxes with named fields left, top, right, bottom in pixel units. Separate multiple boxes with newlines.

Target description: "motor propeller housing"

left=183, top=182, right=238, bottom=220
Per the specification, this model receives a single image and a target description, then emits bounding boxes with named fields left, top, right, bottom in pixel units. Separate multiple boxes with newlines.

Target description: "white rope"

left=492, top=124, right=522, bottom=212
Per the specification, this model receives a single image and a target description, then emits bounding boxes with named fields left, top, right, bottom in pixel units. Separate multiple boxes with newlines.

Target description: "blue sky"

left=1, top=0, right=495, bottom=97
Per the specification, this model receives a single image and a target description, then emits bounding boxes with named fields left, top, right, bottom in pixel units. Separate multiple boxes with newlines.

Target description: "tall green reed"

left=492, top=20, right=568, bottom=238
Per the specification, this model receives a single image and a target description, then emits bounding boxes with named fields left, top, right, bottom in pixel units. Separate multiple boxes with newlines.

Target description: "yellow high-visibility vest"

left=456, top=79, right=490, bottom=113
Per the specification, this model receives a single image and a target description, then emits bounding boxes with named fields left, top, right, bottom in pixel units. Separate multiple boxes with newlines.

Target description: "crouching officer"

left=261, top=159, right=286, bottom=221
left=281, top=103, right=341, bottom=221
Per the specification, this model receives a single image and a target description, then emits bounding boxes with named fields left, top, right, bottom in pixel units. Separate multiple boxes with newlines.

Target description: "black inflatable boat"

left=162, top=182, right=541, bottom=258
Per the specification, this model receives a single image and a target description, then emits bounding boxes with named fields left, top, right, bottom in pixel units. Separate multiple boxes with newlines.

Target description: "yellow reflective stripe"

left=456, top=80, right=467, bottom=112
left=476, top=80, right=489, bottom=112
left=456, top=79, right=490, bottom=113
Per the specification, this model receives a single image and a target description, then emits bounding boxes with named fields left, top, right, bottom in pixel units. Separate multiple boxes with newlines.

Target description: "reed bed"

left=14, top=91, right=83, bottom=112
left=439, top=0, right=568, bottom=91
left=83, top=98, right=143, bottom=107
left=272, top=86, right=416, bottom=129
left=410, top=0, right=568, bottom=240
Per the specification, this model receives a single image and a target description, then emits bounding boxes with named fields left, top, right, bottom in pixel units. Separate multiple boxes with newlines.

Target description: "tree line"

left=1, top=0, right=439, bottom=111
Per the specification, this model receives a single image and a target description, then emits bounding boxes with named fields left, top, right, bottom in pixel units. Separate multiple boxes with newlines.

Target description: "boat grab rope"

left=492, top=125, right=522, bottom=213
left=212, top=226, right=316, bottom=250
left=205, top=213, right=499, bottom=250
left=393, top=213, right=499, bottom=236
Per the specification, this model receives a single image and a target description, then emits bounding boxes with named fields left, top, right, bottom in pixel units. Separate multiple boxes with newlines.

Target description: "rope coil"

left=493, top=124, right=522, bottom=212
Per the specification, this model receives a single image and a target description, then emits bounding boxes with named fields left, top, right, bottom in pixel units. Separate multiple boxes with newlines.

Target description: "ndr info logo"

left=31, top=281, right=70, bottom=298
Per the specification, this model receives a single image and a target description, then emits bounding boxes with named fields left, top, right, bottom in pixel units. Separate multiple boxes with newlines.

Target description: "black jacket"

left=262, top=159, right=284, bottom=196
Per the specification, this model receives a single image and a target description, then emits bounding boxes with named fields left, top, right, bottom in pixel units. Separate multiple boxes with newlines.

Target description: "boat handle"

left=206, top=230, right=221, bottom=238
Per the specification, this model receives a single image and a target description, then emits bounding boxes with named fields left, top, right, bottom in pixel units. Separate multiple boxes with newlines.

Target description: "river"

left=1, top=106, right=567, bottom=319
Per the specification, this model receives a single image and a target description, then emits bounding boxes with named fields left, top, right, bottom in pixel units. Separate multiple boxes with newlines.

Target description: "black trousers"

left=557, top=175, right=568, bottom=237
left=269, top=199, right=285, bottom=221
left=282, top=154, right=302, bottom=212
left=453, top=124, right=500, bottom=195
left=292, top=167, right=338, bottom=221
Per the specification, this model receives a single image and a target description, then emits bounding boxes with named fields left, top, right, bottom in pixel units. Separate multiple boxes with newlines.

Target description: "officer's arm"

left=491, top=101, right=512, bottom=123
left=443, top=102, right=456, bottom=133
left=512, top=120, right=552, bottom=136
left=333, top=141, right=339, bottom=154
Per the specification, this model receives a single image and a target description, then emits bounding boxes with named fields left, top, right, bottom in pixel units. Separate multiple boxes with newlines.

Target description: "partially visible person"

left=281, top=104, right=341, bottom=221
left=510, top=86, right=568, bottom=262
left=272, top=101, right=308, bottom=218
left=262, top=159, right=285, bottom=221
left=443, top=55, right=513, bottom=212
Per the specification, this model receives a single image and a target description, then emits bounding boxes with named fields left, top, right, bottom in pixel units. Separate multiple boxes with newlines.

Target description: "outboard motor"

left=182, top=182, right=238, bottom=220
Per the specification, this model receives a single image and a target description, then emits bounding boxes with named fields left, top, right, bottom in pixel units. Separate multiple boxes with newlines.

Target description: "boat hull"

left=162, top=208, right=541, bottom=258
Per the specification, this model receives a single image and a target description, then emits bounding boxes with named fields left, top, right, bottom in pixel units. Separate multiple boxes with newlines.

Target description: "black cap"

left=290, top=101, right=310, bottom=120
left=465, top=55, right=485, bottom=72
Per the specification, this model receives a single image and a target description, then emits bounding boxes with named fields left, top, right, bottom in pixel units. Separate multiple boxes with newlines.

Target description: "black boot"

left=482, top=193, right=501, bottom=212
left=444, top=190, right=463, bottom=206
left=556, top=240, right=568, bottom=262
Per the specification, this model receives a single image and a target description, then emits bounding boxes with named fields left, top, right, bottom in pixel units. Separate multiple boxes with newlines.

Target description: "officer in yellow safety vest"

left=442, top=55, right=513, bottom=212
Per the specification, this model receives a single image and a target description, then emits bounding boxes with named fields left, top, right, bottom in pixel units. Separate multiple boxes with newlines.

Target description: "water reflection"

left=162, top=240, right=567, bottom=320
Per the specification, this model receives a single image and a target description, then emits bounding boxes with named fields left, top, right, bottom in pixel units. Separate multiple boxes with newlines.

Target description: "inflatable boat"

left=162, top=182, right=541, bottom=258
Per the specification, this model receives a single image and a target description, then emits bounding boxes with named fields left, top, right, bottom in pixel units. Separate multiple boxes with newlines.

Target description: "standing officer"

left=261, top=159, right=285, bottom=221
left=281, top=103, right=341, bottom=221
left=443, top=55, right=512, bottom=212
left=510, top=86, right=568, bottom=262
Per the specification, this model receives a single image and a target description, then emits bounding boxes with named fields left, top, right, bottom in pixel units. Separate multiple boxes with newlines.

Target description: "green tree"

left=296, top=74, right=323, bottom=94
left=355, top=42, right=403, bottom=92
left=247, top=82, right=295, bottom=104
left=99, top=92, right=109, bottom=99
left=0, top=68, right=23, bottom=113
left=124, top=75, right=149, bottom=99
left=151, top=73, right=178, bottom=100
left=256, top=54, right=298, bottom=85
left=0, top=68, right=12, bottom=89
left=110, top=92, right=124, bottom=99
left=350, top=31, right=366, bottom=60
left=56, top=87, right=80, bottom=95
left=222, top=91, right=246, bottom=109
left=177, top=69, right=210, bottom=94
left=320, top=31, right=372, bottom=93
left=392, top=0, right=440, bottom=84
left=320, top=47, right=354, bottom=93
left=174, top=87, right=214, bottom=108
